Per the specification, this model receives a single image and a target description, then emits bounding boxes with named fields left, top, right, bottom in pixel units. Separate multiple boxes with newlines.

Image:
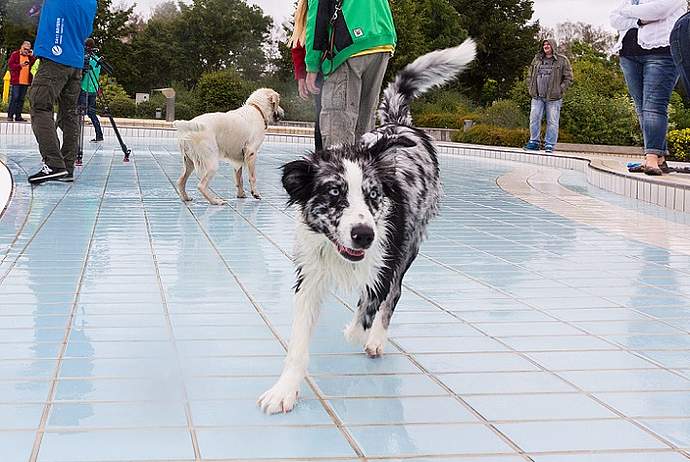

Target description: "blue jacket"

left=34, top=0, right=98, bottom=69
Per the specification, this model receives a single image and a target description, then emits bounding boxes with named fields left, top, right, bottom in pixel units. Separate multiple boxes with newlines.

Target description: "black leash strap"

left=320, top=0, right=343, bottom=72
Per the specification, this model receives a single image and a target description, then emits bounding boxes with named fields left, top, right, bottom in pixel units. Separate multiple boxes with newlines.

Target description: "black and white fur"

left=258, top=40, right=477, bottom=414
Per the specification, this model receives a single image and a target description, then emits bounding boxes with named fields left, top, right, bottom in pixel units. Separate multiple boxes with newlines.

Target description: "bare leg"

left=177, top=155, right=194, bottom=202
left=197, top=169, right=226, bottom=205
left=246, top=152, right=261, bottom=199
left=235, top=166, right=246, bottom=198
left=259, top=277, right=324, bottom=414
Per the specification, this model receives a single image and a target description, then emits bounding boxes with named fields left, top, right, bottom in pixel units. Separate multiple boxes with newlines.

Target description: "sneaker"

left=544, top=144, right=554, bottom=153
left=15, top=117, right=26, bottom=122
left=28, top=163, right=68, bottom=184
left=523, top=141, right=540, bottom=151
left=6, top=117, right=13, bottom=123
left=90, top=137, right=104, bottom=143
left=57, top=172, right=74, bottom=182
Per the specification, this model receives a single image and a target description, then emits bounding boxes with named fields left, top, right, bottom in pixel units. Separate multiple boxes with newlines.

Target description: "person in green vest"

left=80, top=38, right=103, bottom=142
left=303, top=0, right=397, bottom=148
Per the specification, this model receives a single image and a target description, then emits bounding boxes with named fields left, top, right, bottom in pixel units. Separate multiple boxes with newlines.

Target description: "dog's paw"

left=344, top=321, right=368, bottom=346
left=258, top=380, right=299, bottom=414
left=364, top=329, right=388, bottom=358
left=251, top=191, right=262, bottom=200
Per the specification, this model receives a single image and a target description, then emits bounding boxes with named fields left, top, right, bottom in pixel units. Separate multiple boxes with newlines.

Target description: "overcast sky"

left=126, top=0, right=621, bottom=31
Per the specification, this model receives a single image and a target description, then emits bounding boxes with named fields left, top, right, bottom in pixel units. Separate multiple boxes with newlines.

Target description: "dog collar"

left=249, top=103, right=269, bottom=129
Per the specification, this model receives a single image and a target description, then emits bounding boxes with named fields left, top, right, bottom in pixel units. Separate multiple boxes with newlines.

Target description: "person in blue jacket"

left=27, top=0, right=98, bottom=184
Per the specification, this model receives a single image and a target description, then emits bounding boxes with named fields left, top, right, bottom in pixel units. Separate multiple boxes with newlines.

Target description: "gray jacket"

left=528, top=39, right=574, bottom=101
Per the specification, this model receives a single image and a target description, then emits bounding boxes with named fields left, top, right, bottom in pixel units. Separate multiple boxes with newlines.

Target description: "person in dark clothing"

left=80, top=38, right=104, bottom=143
left=7, top=41, right=36, bottom=122
left=27, top=0, right=98, bottom=184
left=523, top=39, right=573, bottom=153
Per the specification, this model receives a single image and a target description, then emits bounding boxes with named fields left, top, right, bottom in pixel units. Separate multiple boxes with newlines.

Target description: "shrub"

left=667, top=128, right=690, bottom=161
left=452, top=125, right=529, bottom=147
left=193, top=69, right=256, bottom=114
left=174, top=103, right=195, bottom=121
left=479, top=99, right=528, bottom=129
left=411, top=89, right=476, bottom=118
left=415, top=112, right=465, bottom=129
left=107, top=97, right=136, bottom=118
left=560, top=86, right=640, bottom=145
left=669, top=92, right=690, bottom=130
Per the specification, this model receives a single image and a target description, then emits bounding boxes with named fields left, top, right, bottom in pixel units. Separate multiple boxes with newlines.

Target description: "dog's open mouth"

left=329, top=237, right=365, bottom=262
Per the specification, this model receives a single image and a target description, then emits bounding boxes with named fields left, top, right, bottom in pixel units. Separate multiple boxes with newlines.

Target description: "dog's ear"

left=269, top=91, right=280, bottom=107
left=281, top=158, right=314, bottom=206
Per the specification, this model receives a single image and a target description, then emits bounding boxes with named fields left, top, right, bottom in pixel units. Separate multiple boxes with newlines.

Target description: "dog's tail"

left=379, top=39, right=477, bottom=126
left=173, top=120, right=204, bottom=132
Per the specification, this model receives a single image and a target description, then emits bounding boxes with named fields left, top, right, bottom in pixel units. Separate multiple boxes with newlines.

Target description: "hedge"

left=668, top=128, right=690, bottom=161
left=452, top=125, right=529, bottom=147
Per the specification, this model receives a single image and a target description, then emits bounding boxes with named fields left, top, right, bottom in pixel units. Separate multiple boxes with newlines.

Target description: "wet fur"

left=258, top=40, right=477, bottom=414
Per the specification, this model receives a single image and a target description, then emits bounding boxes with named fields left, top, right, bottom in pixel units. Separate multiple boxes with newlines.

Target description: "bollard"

left=154, top=88, right=176, bottom=122
left=463, top=119, right=475, bottom=133
left=155, top=108, right=162, bottom=119
left=2, top=71, right=10, bottom=104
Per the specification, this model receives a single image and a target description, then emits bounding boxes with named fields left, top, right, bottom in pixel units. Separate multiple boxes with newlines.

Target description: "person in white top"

left=610, top=0, right=686, bottom=175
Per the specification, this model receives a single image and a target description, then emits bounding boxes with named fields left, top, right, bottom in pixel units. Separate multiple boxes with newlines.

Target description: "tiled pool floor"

left=1, top=136, right=690, bottom=461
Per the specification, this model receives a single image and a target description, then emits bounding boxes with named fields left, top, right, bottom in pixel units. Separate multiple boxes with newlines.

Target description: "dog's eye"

left=329, top=187, right=340, bottom=197
left=369, top=188, right=380, bottom=199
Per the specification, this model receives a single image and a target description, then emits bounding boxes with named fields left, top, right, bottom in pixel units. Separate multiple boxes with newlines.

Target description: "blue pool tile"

left=0, top=431, right=35, bottom=462
left=349, top=423, right=514, bottom=457
left=498, top=420, right=669, bottom=452
left=557, top=370, right=690, bottom=392
left=0, top=404, right=44, bottom=429
left=48, top=402, right=188, bottom=428
left=394, top=337, right=508, bottom=353
left=38, top=429, right=195, bottom=461
left=309, top=354, right=421, bottom=375
left=525, top=351, right=658, bottom=371
left=196, top=427, right=356, bottom=459
left=64, top=340, right=176, bottom=358
left=531, top=452, right=690, bottom=462
left=465, top=393, right=616, bottom=421
left=329, top=397, right=478, bottom=424
left=0, top=381, right=50, bottom=402
left=438, top=372, right=576, bottom=394
left=415, top=352, right=539, bottom=373
left=0, top=359, right=56, bottom=379
left=314, top=374, right=447, bottom=398
left=640, top=419, right=690, bottom=448
left=54, top=378, right=185, bottom=402
left=190, top=398, right=332, bottom=426
left=186, top=376, right=314, bottom=400
left=176, top=339, right=284, bottom=357
left=595, top=391, right=690, bottom=418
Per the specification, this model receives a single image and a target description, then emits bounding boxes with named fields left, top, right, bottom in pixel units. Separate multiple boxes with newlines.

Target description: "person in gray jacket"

left=524, top=39, right=573, bottom=153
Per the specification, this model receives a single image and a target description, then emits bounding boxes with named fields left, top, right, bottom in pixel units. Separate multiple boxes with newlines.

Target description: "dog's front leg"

left=258, top=279, right=323, bottom=414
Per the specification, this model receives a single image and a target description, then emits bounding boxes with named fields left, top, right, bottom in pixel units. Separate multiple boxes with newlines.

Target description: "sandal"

left=659, top=161, right=671, bottom=174
left=643, top=165, right=663, bottom=176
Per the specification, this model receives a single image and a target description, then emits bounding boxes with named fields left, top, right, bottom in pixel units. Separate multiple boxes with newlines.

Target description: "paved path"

left=0, top=135, right=689, bottom=461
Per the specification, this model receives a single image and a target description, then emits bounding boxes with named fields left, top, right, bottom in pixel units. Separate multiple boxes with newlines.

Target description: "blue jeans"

left=620, top=55, right=678, bottom=155
left=78, top=91, right=103, bottom=139
left=8, top=84, right=28, bottom=120
left=529, top=98, right=562, bottom=147
left=671, top=12, right=690, bottom=102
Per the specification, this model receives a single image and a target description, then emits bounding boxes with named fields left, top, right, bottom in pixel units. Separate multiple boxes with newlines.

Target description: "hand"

left=298, top=78, right=309, bottom=99
left=306, top=72, right=320, bottom=95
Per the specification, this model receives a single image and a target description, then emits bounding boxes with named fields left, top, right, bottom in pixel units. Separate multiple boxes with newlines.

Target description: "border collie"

left=259, top=40, right=477, bottom=414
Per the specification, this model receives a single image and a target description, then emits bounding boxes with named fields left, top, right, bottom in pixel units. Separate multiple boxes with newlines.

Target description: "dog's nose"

left=351, top=225, right=374, bottom=249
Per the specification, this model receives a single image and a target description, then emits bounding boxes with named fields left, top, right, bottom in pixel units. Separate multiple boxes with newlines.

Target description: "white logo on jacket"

left=51, top=45, right=62, bottom=56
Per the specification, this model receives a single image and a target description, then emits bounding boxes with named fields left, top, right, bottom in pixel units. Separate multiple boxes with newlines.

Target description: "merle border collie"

left=259, top=40, right=477, bottom=414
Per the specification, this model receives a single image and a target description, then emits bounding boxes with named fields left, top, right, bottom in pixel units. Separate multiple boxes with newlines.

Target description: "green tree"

left=449, top=0, right=540, bottom=98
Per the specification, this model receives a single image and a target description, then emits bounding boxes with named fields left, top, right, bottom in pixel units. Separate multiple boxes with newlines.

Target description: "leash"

left=249, top=103, right=268, bottom=129
left=320, top=0, right=344, bottom=74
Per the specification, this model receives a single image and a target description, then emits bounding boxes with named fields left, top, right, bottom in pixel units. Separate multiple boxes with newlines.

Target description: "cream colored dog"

left=173, top=88, right=284, bottom=204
